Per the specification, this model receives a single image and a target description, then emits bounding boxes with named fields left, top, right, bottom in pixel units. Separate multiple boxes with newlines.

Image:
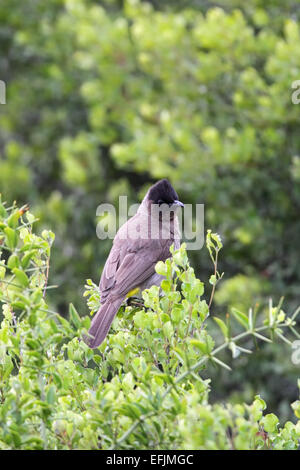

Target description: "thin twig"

left=43, top=254, right=51, bottom=298
left=208, top=249, right=218, bottom=309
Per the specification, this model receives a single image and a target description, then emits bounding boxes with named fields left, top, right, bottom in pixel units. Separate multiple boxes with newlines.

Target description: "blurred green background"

left=0, top=0, right=299, bottom=420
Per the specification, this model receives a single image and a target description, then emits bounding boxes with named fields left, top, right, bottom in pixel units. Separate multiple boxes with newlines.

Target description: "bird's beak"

left=173, top=200, right=184, bottom=208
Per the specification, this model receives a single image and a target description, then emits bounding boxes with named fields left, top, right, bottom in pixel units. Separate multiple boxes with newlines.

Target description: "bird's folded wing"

left=100, top=236, right=171, bottom=302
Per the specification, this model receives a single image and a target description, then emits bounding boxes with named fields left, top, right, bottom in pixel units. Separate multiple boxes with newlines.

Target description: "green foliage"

left=1, top=0, right=300, bottom=439
left=214, top=274, right=269, bottom=312
left=0, top=204, right=299, bottom=449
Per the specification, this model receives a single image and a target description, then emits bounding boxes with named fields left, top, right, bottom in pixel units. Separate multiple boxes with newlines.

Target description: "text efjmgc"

left=150, top=454, right=194, bottom=466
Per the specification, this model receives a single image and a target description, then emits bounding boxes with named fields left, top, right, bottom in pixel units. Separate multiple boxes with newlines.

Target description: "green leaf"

left=231, top=308, right=249, bottom=329
left=21, top=250, right=37, bottom=269
left=69, top=303, right=81, bottom=329
left=46, top=386, right=56, bottom=405
left=0, top=266, right=6, bottom=279
left=171, top=304, right=184, bottom=324
left=12, top=268, right=29, bottom=287
left=261, top=413, right=279, bottom=433
left=213, top=317, right=229, bottom=338
left=4, top=226, right=18, bottom=250
left=161, top=279, right=171, bottom=292
left=7, top=209, right=22, bottom=229
left=189, top=339, right=209, bottom=354
left=7, top=254, right=20, bottom=270
left=155, top=261, right=167, bottom=276
left=163, top=321, right=173, bottom=339
left=0, top=199, right=7, bottom=218
left=252, top=395, right=267, bottom=421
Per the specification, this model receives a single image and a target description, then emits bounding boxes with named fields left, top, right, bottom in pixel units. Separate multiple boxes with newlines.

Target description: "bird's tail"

left=85, top=296, right=124, bottom=348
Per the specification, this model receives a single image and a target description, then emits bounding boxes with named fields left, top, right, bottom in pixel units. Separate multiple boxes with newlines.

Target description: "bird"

left=85, top=178, right=184, bottom=348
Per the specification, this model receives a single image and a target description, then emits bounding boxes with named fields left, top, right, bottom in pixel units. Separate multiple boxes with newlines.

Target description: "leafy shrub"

left=0, top=201, right=299, bottom=449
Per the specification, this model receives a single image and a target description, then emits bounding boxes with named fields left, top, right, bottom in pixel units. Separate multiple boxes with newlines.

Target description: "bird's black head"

left=148, top=179, right=184, bottom=208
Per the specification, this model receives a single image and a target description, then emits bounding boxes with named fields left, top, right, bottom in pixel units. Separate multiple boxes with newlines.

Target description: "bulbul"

left=85, top=179, right=184, bottom=348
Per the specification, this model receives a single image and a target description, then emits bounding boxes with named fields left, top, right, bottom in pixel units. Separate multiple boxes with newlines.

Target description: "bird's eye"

left=157, top=199, right=173, bottom=207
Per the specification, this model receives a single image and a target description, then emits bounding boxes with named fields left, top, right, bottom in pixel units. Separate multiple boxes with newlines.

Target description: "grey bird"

left=85, top=179, right=184, bottom=348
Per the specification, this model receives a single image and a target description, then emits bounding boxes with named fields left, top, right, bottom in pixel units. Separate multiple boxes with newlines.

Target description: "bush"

left=0, top=201, right=299, bottom=449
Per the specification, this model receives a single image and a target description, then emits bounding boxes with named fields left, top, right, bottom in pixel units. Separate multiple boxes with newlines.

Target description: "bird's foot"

left=126, top=296, right=145, bottom=309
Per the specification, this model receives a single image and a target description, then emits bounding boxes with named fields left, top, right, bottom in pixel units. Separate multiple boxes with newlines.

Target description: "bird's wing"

left=100, top=229, right=172, bottom=302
